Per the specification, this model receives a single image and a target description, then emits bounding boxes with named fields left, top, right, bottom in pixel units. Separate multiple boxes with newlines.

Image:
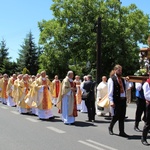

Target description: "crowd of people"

left=0, top=64, right=149, bottom=146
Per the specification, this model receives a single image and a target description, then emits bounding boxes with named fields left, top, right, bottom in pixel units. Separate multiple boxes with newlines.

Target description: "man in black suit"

left=83, top=75, right=96, bottom=122
left=108, top=64, right=129, bottom=137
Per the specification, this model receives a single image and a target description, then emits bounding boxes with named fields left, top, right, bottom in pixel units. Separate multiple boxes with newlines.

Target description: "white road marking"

left=1, top=106, right=8, bottom=109
left=87, top=139, right=118, bottom=150
left=78, top=140, right=105, bottom=150
left=78, top=139, right=118, bottom=150
left=26, top=118, right=39, bottom=123
left=47, top=126, right=66, bottom=134
left=11, top=111, right=19, bottom=115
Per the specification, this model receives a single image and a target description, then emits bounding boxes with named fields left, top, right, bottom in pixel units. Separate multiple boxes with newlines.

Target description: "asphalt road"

left=0, top=102, right=149, bottom=150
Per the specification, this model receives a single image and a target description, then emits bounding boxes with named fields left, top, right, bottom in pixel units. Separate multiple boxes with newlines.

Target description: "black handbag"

left=82, top=84, right=92, bottom=100
left=82, top=91, right=90, bottom=100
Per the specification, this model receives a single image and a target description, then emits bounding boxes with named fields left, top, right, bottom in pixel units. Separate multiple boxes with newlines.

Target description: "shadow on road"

left=38, top=115, right=62, bottom=122
left=104, top=116, right=135, bottom=123
left=125, top=118, right=135, bottom=122
left=127, top=135, right=150, bottom=140
left=73, top=121, right=97, bottom=127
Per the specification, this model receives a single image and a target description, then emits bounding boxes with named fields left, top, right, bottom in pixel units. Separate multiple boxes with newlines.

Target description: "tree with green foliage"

left=0, top=39, right=12, bottom=74
left=22, top=67, right=30, bottom=74
left=17, top=31, right=39, bottom=75
left=0, top=60, right=18, bottom=76
left=38, top=0, right=150, bottom=79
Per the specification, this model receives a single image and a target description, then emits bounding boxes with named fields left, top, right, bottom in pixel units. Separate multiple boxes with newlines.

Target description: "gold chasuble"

left=25, top=80, right=37, bottom=108
left=18, top=80, right=30, bottom=109
left=0, top=78, right=8, bottom=99
left=7, top=77, right=15, bottom=98
left=57, top=76, right=77, bottom=117
left=13, top=79, right=20, bottom=105
left=35, top=77, right=52, bottom=110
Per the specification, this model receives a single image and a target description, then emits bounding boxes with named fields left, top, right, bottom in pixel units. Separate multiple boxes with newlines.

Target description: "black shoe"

left=86, top=119, right=92, bottom=122
left=134, top=126, right=141, bottom=132
left=70, top=122, right=75, bottom=125
left=64, top=123, right=70, bottom=125
left=39, top=118, right=49, bottom=121
left=141, top=137, right=149, bottom=146
left=49, top=116, right=55, bottom=120
left=108, top=127, right=113, bottom=135
left=119, top=132, right=130, bottom=137
left=21, top=112, right=29, bottom=115
left=64, top=122, right=75, bottom=125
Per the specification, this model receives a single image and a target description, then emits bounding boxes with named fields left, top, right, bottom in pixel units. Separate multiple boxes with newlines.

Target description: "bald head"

left=41, top=71, right=46, bottom=78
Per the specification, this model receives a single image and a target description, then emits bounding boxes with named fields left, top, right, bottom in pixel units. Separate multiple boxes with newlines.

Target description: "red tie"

left=118, top=77, right=124, bottom=93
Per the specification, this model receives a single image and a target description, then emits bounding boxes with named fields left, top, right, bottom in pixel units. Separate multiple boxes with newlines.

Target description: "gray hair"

left=83, top=75, right=87, bottom=80
left=67, top=71, right=73, bottom=76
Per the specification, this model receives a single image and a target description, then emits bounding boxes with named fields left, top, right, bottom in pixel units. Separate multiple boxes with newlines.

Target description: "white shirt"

left=108, top=75, right=126, bottom=103
left=80, top=80, right=87, bottom=93
left=126, top=81, right=133, bottom=90
left=142, top=82, right=150, bottom=101
left=135, top=83, right=142, bottom=91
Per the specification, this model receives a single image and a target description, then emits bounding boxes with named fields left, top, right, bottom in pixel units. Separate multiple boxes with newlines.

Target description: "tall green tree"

left=0, top=39, right=12, bottom=74
left=0, top=60, right=18, bottom=75
left=17, top=31, right=39, bottom=75
left=38, top=0, right=150, bottom=79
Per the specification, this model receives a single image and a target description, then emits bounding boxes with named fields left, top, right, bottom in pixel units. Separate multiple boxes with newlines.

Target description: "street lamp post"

left=96, top=17, right=102, bottom=84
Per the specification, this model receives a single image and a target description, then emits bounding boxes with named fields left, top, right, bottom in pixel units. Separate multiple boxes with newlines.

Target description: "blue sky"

left=0, top=0, right=150, bottom=62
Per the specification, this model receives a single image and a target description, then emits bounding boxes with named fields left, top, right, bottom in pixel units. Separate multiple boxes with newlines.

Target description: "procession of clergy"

left=0, top=71, right=96, bottom=123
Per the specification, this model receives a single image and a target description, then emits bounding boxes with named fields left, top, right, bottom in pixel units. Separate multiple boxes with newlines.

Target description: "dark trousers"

left=135, top=97, right=146, bottom=122
left=109, top=98, right=126, bottom=133
left=142, top=103, right=150, bottom=140
left=85, top=100, right=95, bottom=121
